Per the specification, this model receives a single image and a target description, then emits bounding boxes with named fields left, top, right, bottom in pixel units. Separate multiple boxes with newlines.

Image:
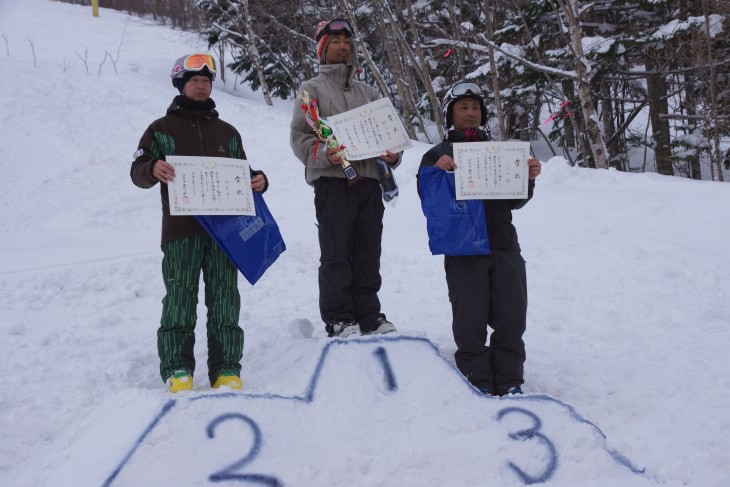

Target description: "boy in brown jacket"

left=131, top=53, right=268, bottom=392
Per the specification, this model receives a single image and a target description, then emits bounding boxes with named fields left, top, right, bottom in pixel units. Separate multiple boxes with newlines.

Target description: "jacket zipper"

left=196, top=115, right=205, bottom=155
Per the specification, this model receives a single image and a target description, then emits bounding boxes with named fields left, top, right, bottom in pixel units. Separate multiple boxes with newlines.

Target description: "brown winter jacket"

left=131, top=96, right=267, bottom=245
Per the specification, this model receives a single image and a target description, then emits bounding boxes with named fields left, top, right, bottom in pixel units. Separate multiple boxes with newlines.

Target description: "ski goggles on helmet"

left=171, top=53, right=217, bottom=80
left=448, top=82, right=483, bottom=97
left=315, top=18, right=354, bottom=41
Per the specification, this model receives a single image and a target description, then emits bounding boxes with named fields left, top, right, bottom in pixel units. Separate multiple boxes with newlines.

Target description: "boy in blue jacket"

left=418, top=82, right=541, bottom=396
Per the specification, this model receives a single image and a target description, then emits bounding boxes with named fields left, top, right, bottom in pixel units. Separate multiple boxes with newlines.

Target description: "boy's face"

left=451, top=98, right=482, bottom=130
left=325, top=34, right=353, bottom=64
left=182, top=74, right=212, bottom=102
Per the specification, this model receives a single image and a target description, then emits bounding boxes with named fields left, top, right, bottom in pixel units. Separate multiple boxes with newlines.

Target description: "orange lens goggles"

left=183, top=53, right=216, bottom=73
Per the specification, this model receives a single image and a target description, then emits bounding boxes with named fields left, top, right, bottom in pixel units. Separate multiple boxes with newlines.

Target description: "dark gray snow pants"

left=444, top=250, right=527, bottom=394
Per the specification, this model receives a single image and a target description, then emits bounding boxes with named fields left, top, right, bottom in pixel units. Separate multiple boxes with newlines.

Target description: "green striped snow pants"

left=158, top=235, right=243, bottom=385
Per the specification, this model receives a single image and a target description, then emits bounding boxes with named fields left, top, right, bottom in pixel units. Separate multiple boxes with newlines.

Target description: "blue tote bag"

left=418, top=166, right=490, bottom=256
left=196, top=192, right=286, bottom=285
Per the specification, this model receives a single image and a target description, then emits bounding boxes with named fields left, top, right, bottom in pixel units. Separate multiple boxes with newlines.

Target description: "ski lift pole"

left=92, top=0, right=99, bottom=17
left=299, top=91, right=363, bottom=186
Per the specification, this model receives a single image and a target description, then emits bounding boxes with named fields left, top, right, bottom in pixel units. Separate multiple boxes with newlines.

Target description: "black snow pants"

left=314, top=177, right=385, bottom=332
left=444, top=250, right=527, bottom=394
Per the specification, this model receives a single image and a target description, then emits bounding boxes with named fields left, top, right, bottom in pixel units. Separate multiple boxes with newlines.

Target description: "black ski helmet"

left=441, top=81, right=488, bottom=129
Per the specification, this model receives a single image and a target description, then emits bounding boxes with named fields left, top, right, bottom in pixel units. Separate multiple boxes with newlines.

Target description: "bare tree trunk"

left=406, top=0, right=443, bottom=140
left=444, top=0, right=466, bottom=78
left=216, top=41, right=226, bottom=84
left=645, top=48, right=673, bottom=175
left=561, top=80, right=577, bottom=154
left=385, top=29, right=418, bottom=140
left=601, top=83, right=623, bottom=170
left=701, top=0, right=724, bottom=181
left=556, top=0, right=609, bottom=169
left=370, top=0, right=429, bottom=140
left=529, top=87, right=542, bottom=142
left=564, top=114, right=576, bottom=152
left=341, top=0, right=390, bottom=99
left=677, top=46, right=702, bottom=179
left=376, top=0, right=432, bottom=143
left=241, top=0, right=272, bottom=106
left=484, top=0, right=506, bottom=141
left=371, top=0, right=418, bottom=139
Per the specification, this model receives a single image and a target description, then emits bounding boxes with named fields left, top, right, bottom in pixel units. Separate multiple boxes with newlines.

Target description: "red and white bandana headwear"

left=315, top=20, right=330, bottom=63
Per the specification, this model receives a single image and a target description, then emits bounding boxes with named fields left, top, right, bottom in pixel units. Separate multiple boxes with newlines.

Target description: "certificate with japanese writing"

left=453, top=141, right=531, bottom=200
left=167, top=156, right=254, bottom=215
left=327, top=98, right=413, bottom=160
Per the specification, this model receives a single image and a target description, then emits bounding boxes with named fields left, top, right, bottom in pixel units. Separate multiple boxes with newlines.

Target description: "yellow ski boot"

left=212, top=374, right=242, bottom=390
left=166, top=369, right=193, bottom=393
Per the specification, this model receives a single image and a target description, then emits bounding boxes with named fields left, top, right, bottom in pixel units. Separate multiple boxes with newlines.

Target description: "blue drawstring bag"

left=196, top=192, right=286, bottom=285
left=418, top=166, right=490, bottom=256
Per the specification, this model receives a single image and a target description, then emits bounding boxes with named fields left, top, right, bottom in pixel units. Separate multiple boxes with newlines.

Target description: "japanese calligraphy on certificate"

left=327, top=98, right=413, bottom=160
left=167, top=156, right=254, bottom=215
left=453, top=141, right=531, bottom=200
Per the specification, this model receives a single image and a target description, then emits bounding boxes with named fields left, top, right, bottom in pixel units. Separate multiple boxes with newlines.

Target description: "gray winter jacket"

left=290, top=62, right=401, bottom=185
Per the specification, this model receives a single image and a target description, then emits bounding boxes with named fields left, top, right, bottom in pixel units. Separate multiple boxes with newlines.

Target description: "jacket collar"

left=445, top=128, right=491, bottom=143
left=167, top=95, right=218, bottom=117
left=318, top=62, right=355, bottom=88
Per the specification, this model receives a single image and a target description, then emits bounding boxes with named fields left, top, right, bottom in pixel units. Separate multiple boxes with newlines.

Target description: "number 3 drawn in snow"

left=206, top=413, right=283, bottom=486
left=496, top=407, right=558, bottom=484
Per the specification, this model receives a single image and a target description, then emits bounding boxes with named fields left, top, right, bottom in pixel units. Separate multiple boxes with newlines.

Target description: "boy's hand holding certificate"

left=327, top=98, right=413, bottom=160
left=453, top=141, right=531, bottom=200
left=166, top=156, right=255, bottom=215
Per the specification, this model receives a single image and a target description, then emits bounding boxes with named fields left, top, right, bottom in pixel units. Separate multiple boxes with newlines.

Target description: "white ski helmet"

left=170, top=53, right=217, bottom=92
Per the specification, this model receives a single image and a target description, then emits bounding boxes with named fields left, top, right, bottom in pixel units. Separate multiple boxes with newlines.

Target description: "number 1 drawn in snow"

left=373, top=346, right=397, bottom=392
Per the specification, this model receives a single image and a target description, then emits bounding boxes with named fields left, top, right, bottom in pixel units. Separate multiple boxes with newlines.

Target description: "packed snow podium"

left=131, top=18, right=541, bottom=396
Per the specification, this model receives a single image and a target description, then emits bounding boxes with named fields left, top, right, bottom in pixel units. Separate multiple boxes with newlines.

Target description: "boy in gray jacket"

left=290, top=18, right=401, bottom=338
